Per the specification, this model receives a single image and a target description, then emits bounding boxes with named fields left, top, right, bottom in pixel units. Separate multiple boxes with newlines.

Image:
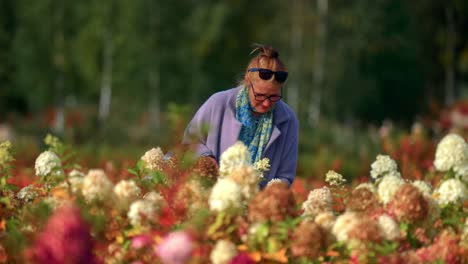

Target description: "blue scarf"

left=235, top=86, right=273, bottom=163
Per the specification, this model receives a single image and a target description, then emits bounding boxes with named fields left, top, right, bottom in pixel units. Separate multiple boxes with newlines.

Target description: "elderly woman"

left=183, top=45, right=298, bottom=188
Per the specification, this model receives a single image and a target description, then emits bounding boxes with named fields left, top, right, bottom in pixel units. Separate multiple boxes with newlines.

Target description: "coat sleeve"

left=274, top=115, right=299, bottom=186
left=182, top=96, right=216, bottom=158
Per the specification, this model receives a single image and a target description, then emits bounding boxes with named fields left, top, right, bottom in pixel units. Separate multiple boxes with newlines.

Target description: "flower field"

left=0, top=130, right=467, bottom=264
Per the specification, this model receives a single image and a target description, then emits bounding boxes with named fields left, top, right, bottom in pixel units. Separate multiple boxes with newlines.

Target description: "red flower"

left=26, top=205, right=97, bottom=264
left=229, top=252, right=255, bottom=264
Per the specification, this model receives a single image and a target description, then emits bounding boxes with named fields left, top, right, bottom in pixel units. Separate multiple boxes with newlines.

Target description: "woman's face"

left=247, top=72, right=283, bottom=114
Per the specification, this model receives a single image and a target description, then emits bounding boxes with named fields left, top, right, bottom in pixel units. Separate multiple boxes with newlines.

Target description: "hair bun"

left=269, top=50, right=279, bottom=58
left=251, top=44, right=279, bottom=58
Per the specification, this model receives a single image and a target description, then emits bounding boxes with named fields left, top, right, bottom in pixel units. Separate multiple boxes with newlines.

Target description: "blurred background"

left=1, top=0, right=468, bottom=181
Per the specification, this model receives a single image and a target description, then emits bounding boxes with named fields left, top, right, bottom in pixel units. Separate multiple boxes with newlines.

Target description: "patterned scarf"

left=235, top=86, right=273, bottom=163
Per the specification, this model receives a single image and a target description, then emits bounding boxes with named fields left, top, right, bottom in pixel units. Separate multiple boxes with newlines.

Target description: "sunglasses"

left=248, top=68, right=288, bottom=83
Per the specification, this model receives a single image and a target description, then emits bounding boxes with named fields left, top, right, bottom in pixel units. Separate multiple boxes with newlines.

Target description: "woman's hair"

left=247, top=44, right=286, bottom=70
left=242, top=44, right=287, bottom=85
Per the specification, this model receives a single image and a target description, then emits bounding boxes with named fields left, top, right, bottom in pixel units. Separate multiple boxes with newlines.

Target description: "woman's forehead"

left=252, top=81, right=282, bottom=94
left=252, top=57, right=284, bottom=71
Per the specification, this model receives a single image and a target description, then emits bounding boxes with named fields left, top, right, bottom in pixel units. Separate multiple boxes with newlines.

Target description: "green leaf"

left=0, top=196, right=11, bottom=207
left=5, top=183, right=18, bottom=191
left=207, top=211, right=226, bottom=236
left=373, top=241, right=399, bottom=255
left=123, top=239, right=131, bottom=250
left=5, top=218, right=27, bottom=254
left=151, top=171, right=168, bottom=185
left=127, top=168, right=139, bottom=176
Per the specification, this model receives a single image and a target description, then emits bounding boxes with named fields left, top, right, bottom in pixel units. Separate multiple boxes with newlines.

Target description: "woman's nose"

left=262, top=98, right=272, bottom=107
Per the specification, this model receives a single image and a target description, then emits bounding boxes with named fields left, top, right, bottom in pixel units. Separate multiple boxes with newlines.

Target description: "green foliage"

left=400, top=222, right=422, bottom=248
left=4, top=218, right=27, bottom=258
left=297, top=121, right=381, bottom=181
left=2, top=0, right=467, bottom=132
left=373, top=240, right=400, bottom=256
left=206, top=211, right=239, bottom=240
left=44, top=133, right=78, bottom=171
left=181, top=207, right=211, bottom=231
left=127, top=160, right=146, bottom=179
left=77, top=197, right=108, bottom=238
left=0, top=141, right=17, bottom=206
left=276, top=216, right=303, bottom=241
left=128, top=159, right=168, bottom=189
left=440, top=203, right=465, bottom=230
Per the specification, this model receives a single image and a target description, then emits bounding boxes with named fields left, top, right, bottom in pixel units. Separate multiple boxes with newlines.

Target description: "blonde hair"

left=242, top=44, right=287, bottom=85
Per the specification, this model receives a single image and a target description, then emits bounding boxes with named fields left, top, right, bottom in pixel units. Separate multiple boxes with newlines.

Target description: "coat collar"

left=225, top=86, right=289, bottom=154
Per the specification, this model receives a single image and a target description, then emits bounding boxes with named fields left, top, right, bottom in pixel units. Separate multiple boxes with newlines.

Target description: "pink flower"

left=155, top=231, right=193, bottom=264
left=27, top=205, right=96, bottom=264
left=131, top=234, right=153, bottom=250
left=229, top=252, right=255, bottom=264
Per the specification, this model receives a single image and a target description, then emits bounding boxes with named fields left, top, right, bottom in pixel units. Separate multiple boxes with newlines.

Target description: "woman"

left=183, top=45, right=298, bottom=188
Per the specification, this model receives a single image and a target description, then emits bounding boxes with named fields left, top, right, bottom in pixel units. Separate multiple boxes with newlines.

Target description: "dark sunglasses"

left=250, top=81, right=283, bottom=102
left=248, top=68, right=288, bottom=83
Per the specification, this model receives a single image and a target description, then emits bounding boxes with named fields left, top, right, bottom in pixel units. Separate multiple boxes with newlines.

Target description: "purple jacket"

left=183, top=86, right=299, bottom=188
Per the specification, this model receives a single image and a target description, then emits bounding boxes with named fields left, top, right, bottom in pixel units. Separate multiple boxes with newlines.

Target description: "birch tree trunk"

left=148, top=0, right=161, bottom=130
left=444, top=6, right=455, bottom=107
left=98, top=31, right=113, bottom=123
left=52, top=0, right=65, bottom=134
left=288, top=0, right=303, bottom=115
left=148, top=71, right=161, bottom=130
left=308, top=0, right=327, bottom=126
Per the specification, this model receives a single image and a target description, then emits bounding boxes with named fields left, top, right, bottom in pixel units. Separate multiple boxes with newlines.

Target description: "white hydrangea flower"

left=34, top=151, right=62, bottom=177
left=219, top=141, right=251, bottom=178
left=325, top=170, right=346, bottom=186
left=433, top=178, right=467, bottom=206
left=370, top=155, right=399, bottom=180
left=68, top=169, right=85, bottom=178
left=355, top=182, right=377, bottom=193
left=143, top=191, right=164, bottom=206
left=411, top=180, right=432, bottom=196
left=434, top=133, right=468, bottom=172
left=127, top=199, right=156, bottom=226
left=377, top=174, right=404, bottom=205
left=42, top=196, right=59, bottom=210
left=228, top=166, right=260, bottom=201
left=302, top=186, right=333, bottom=218
left=68, top=177, right=84, bottom=193
left=57, top=169, right=85, bottom=193
left=16, top=185, right=39, bottom=202
left=183, top=179, right=210, bottom=211
left=332, top=211, right=360, bottom=242
left=387, top=170, right=402, bottom=178
left=253, top=158, right=270, bottom=178
left=141, top=147, right=164, bottom=171
left=82, top=169, right=113, bottom=202
left=43, top=196, right=70, bottom=211
left=454, top=162, right=468, bottom=183
left=209, top=178, right=242, bottom=212
left=314, top=211, right=336, bottom=231
left=378, top=214, right=401, bottom=241
left=210, top=240, right=237, bottom=264
left=266, top=178, right=284, bottom=187
left=114, top=180, right=141, bottom=210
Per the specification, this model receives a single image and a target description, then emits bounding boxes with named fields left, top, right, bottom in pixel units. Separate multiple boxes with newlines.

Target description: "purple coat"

left=183, top=86, right=299, bottom=188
